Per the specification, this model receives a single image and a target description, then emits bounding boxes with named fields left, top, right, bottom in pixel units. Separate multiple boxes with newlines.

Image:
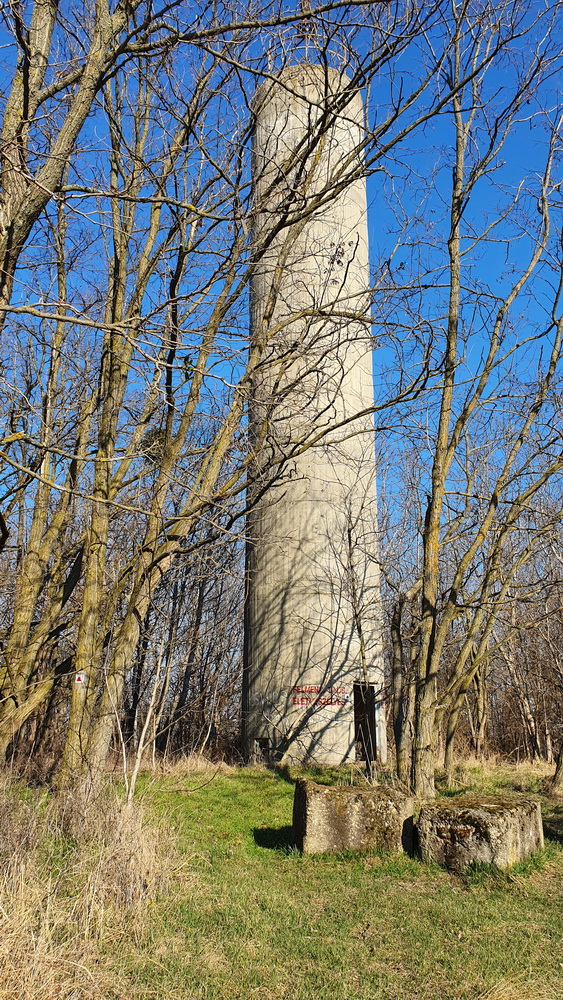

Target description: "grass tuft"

left=0, top=775, right=187, bottom=999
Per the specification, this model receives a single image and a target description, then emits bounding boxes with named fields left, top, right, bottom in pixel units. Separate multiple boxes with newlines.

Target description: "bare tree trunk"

left=475, top=666, right=488, bottom=759
left=161, top=576, right=206, bottom=754
left=444, top=689, right=464, bottom=783
left=504, top=647, right=542, bottom=762
left=391, top=581, right=420, bottom=784
left=550, top=742, right=563, bottom=797
left=124, top=622, right=151, bottom=749
left=411, top=683, right=438, bottom=799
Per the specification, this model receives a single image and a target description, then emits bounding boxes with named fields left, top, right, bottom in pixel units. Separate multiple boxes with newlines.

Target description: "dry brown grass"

left=452, top=753, right=554, bottom=776
left=103, top=748, right=235, bottom=785
left=478, top=975, right=561, bottom=1000
left=444, top=755, right=555, bottom=794
left=0, top=775, right=188, bottom=1000
left=140, top=751, right=235, bottom=777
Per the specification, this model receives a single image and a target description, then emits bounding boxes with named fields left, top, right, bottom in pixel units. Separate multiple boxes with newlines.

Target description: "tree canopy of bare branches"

left=0, top=0, right=562, bottom=796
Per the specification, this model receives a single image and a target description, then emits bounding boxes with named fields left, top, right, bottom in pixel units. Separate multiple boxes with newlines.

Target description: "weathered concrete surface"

left=292, top=778, right=414, bottom=854
left=243, top=64, right=386, bottom=766
left=417, top=795, right=544, bottom=870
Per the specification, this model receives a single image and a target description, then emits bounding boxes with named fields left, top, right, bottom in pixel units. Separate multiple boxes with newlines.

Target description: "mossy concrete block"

left=292, top=778, right=414, bottom=854
left=417, top=795, right=544, bottom=870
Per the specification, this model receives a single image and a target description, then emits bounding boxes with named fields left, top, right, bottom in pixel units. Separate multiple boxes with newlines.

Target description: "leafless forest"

left=0, top=0, right=562, bottom=799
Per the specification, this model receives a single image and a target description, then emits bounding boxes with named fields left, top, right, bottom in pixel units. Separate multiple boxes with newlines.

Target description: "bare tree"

left=2, top=0, right=562, bottom=800
left=2, top=0, right=477, bottom=795
left=376, top=0, right=563, bottom=795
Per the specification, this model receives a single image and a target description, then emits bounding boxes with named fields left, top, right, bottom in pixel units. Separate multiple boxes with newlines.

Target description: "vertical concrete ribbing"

left=243, top=64, right=386, bottom=765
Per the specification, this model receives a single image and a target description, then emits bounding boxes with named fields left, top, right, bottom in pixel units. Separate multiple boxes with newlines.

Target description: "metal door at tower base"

left=354, top=682, right=377, bottom=765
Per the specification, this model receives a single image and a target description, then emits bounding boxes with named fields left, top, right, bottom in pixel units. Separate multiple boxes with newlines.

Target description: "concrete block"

left=417, top=795, right=544, bottom=870
left=292, top=778, right=414, bottom=854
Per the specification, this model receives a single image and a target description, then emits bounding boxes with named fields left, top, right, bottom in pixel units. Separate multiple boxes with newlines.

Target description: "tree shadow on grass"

left=542, top=804, right=563, bottom=846
left=253, top=825, right=295, bottom=851
left=272, top=764, right=296, bottom=785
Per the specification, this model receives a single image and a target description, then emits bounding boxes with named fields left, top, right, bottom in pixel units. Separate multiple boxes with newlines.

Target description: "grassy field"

left=1, top=761, right=562, bottom=1000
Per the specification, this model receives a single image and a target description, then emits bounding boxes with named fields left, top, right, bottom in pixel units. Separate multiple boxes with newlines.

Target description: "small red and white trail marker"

left=75, top=673, right=85, bottom=684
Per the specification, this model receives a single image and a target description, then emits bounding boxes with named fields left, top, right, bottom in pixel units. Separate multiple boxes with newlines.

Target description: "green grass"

left=103, top=763, right=563, bottom=1000
left=2, top=763, right=560, bottom=999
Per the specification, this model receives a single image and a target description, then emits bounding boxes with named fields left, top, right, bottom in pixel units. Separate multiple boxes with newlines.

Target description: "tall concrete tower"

left=243, top=64, right=386, bottom=766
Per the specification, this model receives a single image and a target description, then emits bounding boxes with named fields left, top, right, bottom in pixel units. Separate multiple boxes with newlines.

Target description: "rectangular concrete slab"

left=292, top=778, right=414, bottom=854
left=417, top=795, right=544, bottom=870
